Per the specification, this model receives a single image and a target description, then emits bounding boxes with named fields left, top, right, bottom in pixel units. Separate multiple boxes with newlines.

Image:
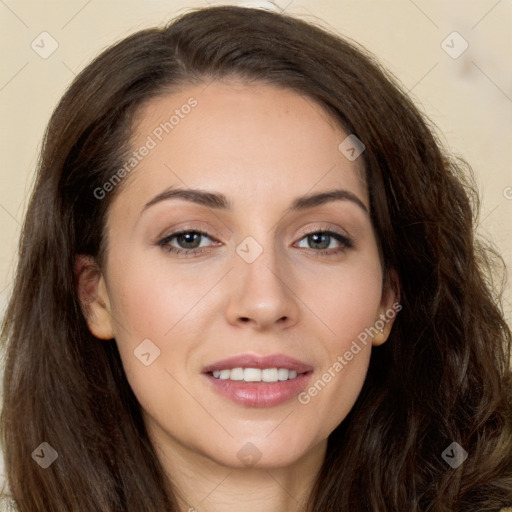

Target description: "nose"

left=225, top=239, right=300, bottom=331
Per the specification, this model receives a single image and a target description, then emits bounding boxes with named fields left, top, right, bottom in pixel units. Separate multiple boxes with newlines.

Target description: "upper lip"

left=202, top=353, right=314, bottom=374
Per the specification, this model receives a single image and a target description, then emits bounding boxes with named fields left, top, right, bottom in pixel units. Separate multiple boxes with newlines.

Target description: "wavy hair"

left=1, top=5, right=511, bottom=511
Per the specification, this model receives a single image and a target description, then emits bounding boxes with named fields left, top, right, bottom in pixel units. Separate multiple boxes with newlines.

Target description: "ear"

left=74, top=254, right=115, bottom=340
left=372, top=269, right=401, bottom=346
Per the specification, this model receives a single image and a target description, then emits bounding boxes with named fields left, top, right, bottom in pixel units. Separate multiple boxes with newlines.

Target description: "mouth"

left=208, top=367, right=305, bottom=382
left=202, top=353, right=314, bottom=408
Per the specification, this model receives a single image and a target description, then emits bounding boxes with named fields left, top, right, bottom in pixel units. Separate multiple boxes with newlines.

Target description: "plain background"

left=1, top=0, right=511, bottom=321
left=0, top=0, right=511, bottom=490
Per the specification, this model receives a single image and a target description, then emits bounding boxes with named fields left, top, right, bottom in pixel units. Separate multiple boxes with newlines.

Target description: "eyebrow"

left=141, top=187, right=369, bottom=216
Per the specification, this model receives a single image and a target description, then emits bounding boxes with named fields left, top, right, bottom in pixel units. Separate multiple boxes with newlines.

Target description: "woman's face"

left=84, top=80, right=397, bottom=470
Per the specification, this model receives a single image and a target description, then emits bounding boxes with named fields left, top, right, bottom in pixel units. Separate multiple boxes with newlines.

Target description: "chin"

left=203, top=433, right=319, bottom=470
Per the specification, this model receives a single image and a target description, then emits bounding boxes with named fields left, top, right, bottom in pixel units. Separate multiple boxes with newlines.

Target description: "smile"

left=210, top=367, right=301, bottom=382
left=202, top=353, right=314, bottom=407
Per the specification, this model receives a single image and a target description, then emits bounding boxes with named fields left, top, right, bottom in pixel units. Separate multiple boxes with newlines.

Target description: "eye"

left=295, top=229, right=353, bottom=255
left=157, top=227, right=354, bottom=258
left=157, top=229, right=218, bottom=256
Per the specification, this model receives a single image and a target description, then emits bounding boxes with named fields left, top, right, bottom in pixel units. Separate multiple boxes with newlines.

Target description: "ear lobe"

left=372, top=269, right=401, bottom=346
left=74, top=254, right=115, bottom=340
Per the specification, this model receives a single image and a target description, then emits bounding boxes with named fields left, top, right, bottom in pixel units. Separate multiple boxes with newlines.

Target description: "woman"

left=1, top=5, right=511, bottom=511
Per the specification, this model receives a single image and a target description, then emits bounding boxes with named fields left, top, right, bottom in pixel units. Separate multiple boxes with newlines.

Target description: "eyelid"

left=157, top=227, right=219, bottom=247
left=295, top=224, right=354, bottom=251
left=298, top=223, right=350, bottom=238
left=157, top=222, right=354, bottom=258
left=157, top=223, right=222, bottom=242
left=158, top=222, right=351, bottom=244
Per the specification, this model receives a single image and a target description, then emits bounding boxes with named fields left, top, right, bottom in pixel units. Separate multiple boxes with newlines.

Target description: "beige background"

left=0, top=0, right=511, bottom=317
left=1, top=0, right=511, bottom=326
left=0, top=0, right=511, bottom=495
left=0, top=1, right=511, bottom=308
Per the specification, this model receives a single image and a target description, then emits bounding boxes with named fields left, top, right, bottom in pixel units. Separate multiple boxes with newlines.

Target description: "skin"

left=77, top=80, right=398, bottom=512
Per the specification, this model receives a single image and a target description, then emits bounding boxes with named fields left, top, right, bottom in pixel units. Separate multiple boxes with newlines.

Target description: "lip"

left=202, top=353, right=314, bottom=408
left=202, top=353, right=314, bottom=374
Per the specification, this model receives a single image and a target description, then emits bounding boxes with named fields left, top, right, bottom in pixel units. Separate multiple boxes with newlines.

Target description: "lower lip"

left=203, top=372, right=313, bottom=408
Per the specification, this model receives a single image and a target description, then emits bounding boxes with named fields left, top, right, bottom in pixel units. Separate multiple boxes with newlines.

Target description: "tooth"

left=230, top=367, right=244, bottom=380
left=243, top=368, right=262, bottom=382
left=210, top=367, right=301, bottom=381
left=277, top=368, right=289, bottom=381
left=261, top=368, right=279, bottom=382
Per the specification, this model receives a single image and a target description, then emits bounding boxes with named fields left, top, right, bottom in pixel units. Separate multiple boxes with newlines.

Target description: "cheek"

left=304, top=254, right=383, bottom=344
left=106, top=251, right=210, bottom=341
left=105, top=258, right=197, bottom=433
left=296, top=254, right=382, bottom=431
left=103, top=250, right=212, bottom=406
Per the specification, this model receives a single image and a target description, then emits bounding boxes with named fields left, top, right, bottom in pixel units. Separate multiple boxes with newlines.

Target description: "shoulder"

left=0, top=472, right=17, bottom=512
left=0, top=495, right=18, bottom=511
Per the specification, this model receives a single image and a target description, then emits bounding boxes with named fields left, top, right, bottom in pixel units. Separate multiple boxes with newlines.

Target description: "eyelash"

left=157, top=226, right=354, bottom=258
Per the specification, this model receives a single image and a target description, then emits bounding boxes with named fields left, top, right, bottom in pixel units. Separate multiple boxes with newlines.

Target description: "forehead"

left=113, top=80, right=367, bottom=215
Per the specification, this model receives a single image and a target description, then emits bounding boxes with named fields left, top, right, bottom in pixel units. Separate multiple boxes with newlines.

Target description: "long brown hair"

left=2, top=6, right=511, bottom=511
